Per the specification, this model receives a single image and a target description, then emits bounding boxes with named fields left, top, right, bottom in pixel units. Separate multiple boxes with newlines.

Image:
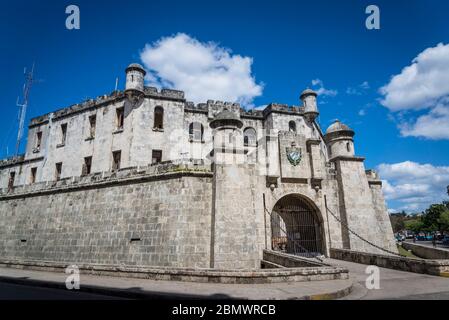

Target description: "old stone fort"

left=0, top=63, right=397, bottom=271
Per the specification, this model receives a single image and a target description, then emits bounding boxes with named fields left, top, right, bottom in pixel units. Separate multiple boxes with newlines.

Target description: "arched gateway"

left=271, top=194, right=325, bottom=257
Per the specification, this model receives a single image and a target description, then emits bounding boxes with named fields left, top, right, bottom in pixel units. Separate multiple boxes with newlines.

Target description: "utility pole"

left=15, top=63, right=36, bottom=156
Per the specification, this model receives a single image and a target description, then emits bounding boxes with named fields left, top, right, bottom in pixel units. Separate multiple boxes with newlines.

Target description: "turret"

left=300, top=89, right=318, bottom=122
left=324, top=119, right=355, bottom=158
left=125, top=63, right=146, bottom=94
left=210, top=109, right=244, bottom=164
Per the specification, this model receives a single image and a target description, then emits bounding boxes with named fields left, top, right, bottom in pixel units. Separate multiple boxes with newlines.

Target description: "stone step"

left=260, top=260, right=287, bottom=269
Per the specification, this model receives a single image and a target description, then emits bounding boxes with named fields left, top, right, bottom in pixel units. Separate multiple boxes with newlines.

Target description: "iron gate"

left=271, top=195, right=324, bottom=257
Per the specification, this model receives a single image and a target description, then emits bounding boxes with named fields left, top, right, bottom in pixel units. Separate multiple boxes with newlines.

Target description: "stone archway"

left=271, top=194, right=325, bottom=257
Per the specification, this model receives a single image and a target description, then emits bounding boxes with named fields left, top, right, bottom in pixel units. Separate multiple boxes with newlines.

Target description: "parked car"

left=416, top=235, right=433, bottom=241
left=443, top=235, right=449, bottom=245
left=404, top=231, right=414, bottom=239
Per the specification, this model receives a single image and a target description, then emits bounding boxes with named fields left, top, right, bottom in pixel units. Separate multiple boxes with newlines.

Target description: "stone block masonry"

left=0, top=169, right=213, bottom=268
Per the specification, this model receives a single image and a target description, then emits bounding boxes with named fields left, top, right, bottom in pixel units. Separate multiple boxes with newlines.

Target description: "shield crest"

left=286, top=147, right=302, bottom=166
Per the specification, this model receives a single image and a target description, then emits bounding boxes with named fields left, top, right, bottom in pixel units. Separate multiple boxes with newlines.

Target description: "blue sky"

left=1, top=0, right=449, bottom=212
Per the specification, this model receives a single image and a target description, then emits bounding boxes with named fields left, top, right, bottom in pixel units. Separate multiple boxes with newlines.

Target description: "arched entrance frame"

left=268, top=192, right=328, bottom=257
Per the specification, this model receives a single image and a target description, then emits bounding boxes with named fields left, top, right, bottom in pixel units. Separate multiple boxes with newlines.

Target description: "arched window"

left=346, top=142, right=351, bottom=152
left=289, top=120, right=296, bottom=132
left=154, top=106, right=164, bottom=130
left=189, top=122, right=204, bottom=142
left=243, top=127, right=257, bottom=146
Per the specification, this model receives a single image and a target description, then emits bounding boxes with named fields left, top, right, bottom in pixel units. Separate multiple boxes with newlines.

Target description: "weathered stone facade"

left=0, top=63, right=397, bottom=270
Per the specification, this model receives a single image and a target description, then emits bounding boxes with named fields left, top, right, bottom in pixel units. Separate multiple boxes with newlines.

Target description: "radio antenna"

left=15, top=63, right=36, bottom=156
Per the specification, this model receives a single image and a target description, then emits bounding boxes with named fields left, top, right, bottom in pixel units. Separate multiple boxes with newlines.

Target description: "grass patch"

left=397, top=244, right=420, bottom=259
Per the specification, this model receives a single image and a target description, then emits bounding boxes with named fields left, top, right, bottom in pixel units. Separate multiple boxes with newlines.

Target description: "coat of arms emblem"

left=286, top=147, right=302, bottom=166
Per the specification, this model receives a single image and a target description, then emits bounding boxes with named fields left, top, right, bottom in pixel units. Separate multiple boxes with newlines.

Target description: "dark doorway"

left=271, top=194, right=324, bottom=257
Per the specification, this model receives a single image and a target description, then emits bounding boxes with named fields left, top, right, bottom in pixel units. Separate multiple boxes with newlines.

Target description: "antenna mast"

left=15, top=63, right=35, bottom=156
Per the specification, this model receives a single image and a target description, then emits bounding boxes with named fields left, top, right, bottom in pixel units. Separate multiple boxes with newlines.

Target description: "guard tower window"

left=244, top=127, right=257, bottom=146
left=189, top=122, right=204, bottom=142
left=116, top=107, right=124, bottom=130
left=88, top=115, right=96, bottom=138
left=346, top=142, right=351, bottom=152
left=55, top=163, right=62, bottom=181
left=82, top=156, right=92, bottom=176
left=30, top=167, right=37, bottom=184
left=152, top=150, right=162, bottom=164
left=289, top=121, right=296, bottom=132
left=154, top=106, right=164, bottom=130
left=112, top=151, right=121, bottom=171
left=8, top=172, right=15, bottom=191
left=61, top=123, right=67, bottom=144
left=35, top=131, right=42, bottom=149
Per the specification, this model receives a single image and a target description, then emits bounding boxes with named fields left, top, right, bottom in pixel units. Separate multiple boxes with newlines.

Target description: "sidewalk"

left=0, top=267, right=352, bottom=300
left=323, top=258, right=449, bottom=300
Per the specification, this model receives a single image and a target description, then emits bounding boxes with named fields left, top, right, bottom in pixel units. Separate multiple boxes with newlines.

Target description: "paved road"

left=0, top=267, right=352, bottom=300
left=405, top=240, right=449, bottom=251
left=1, top=259, right=449, bottom=300
left=0, top=282, right=121, bottom=300
left=324, top=258, right=449, bottom=300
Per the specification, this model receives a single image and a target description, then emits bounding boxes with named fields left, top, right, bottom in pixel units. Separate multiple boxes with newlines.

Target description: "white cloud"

left=358, top=109, right=366, bottom=116
left=380, top=43, right=449, bottom=111
left=377, top=161, right=449, bottom=212
left=140, top=33, right=263, bottom=106
left=346, top=81, right=370, bottom=95
left=399, top=98, right=449, bottom=139
left=379, top=43, right=449, bottom=140
left=311, top=79, right=337, bottom=97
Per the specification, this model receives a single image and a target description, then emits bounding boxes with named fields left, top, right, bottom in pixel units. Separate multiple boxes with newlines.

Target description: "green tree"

left=404, top=219, right=424, bottom=234
left=422, top=204, right=447, bottom=232
left=438, top=209, right=449, bottom=233
left=390, top=211, right=408, bottom=233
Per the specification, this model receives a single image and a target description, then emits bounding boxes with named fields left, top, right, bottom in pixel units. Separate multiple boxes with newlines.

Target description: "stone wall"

left=212, top=164, right=266, bottom=269
left=402, top=242, right=449, bottom=260
left=0, top=171, right=213, bottom=268
left=330, top=248, right=449, bottom=277
left=334, top=158, right=397, bottom=254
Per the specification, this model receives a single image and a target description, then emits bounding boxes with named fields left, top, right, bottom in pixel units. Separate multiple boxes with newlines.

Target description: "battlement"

left=263, top=103, right=304, bottom=117
left=0, top=159, right=212, bottom=198
left=29, top=90, right=126, bottom=127
left=144, top=86, right=185, bottom=100
left=0, top=155, right=25, bottom=168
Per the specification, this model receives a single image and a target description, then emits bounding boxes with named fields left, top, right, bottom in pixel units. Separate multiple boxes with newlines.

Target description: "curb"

left=0, top=275, right=354, bottom=300
left=300, top=283, right=353, bottom=300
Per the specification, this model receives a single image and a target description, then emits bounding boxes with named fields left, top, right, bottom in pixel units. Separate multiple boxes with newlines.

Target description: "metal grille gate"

left=271, top=196, right=324, bottom=257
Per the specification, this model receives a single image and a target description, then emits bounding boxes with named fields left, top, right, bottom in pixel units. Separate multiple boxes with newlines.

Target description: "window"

left=289, top=120, right=296, bottom=132
left=30, top=167, right=37, bottom=184
left=152, top=150, right=162, bottom=164
left=61, top=123, right=67, bottom=144
left=112, top=151, right=121, bottom=171
left=346, top=142, right=351, bottom=153
left=243, top=127, right=257, bottom=146
left=153, top=106, right=164, bottom=130
left=35, top=132, right=42, bottom=150
left=116, top=107, right=124, bottom=130
left=88, top=115, right=96, bottom=138
left=55, top=163, right=62, bottom=181
left=82, top=156, right=92, bottom=176
left=8, top=172, right=15, bottom=190
left=189, top=122, right=204, bottom=142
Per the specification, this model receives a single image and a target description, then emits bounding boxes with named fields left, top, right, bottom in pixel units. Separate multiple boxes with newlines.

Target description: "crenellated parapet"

left=143, top=86, right=185, bottom=100
left=0, top=160, right=212, bottom=198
